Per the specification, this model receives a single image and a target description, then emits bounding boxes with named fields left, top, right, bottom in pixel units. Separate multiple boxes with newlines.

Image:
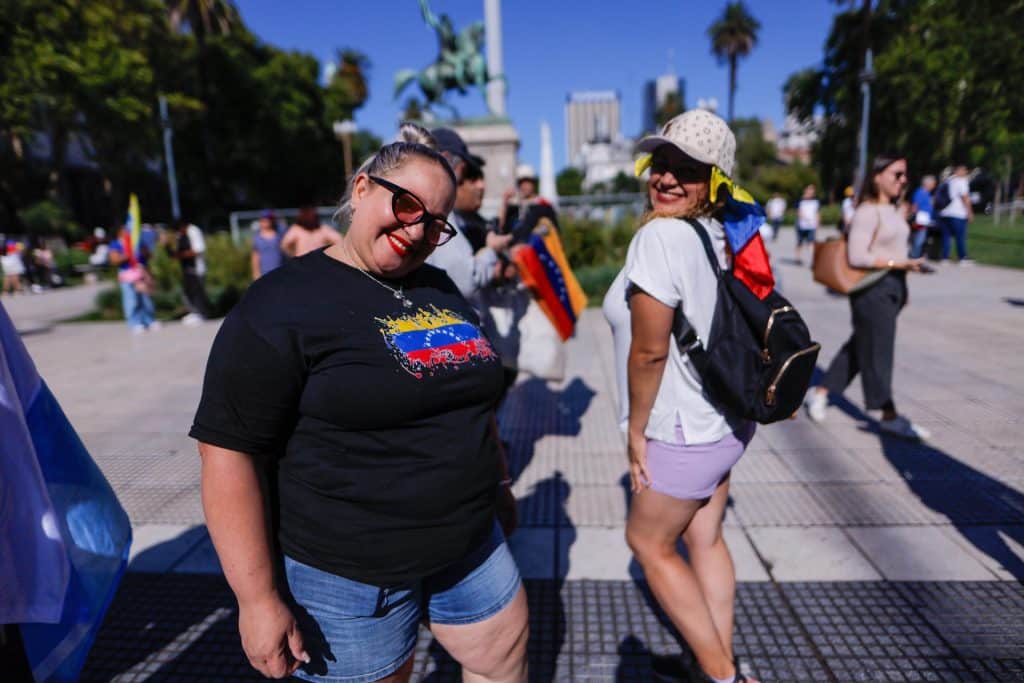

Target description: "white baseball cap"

left=636, top=109, right=736, bottom=178
left=515, top=164, right=538, bottom=182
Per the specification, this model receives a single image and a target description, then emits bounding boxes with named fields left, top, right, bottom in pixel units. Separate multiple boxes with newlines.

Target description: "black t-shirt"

left=176, top=231, right=197, bottom=273
left=189, top=248, right=505, bottom=586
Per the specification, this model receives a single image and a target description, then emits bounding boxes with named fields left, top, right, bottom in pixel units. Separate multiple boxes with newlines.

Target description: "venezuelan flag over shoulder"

left=710, top=167, right=775, bottom=299
left=0, top=303, right=132, bottom=681
left=512, top=218, right=587, bottom=341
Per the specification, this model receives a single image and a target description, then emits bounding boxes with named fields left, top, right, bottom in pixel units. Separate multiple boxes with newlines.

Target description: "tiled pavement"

left=15, top=229, right=1024, bottom=681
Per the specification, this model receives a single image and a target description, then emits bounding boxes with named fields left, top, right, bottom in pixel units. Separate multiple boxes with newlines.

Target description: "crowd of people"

left=0, top=239, right=57, bottom=295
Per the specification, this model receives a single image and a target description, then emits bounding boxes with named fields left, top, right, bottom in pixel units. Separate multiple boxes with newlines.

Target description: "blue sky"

left=237, top=0, right=837, bottom=171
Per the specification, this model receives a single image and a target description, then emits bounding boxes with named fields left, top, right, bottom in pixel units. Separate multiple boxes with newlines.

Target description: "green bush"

left=19, top=200, right=82, bottom=241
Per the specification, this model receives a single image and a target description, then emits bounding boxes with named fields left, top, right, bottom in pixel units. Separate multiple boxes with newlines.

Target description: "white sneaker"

left=805, top=390, right=828, bottom=422
left=181, top=313, right=203, bottom=326
left=148, top=321, right=163, bottom=331
left=879, top=415, right=931, bottom=440
left=957, top=258, right=975, bottom=266
left=130, top=325, right=146, bottom=335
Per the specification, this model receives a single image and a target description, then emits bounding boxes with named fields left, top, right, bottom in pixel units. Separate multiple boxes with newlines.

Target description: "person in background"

left=794, top=184, right=820, bottom=265
left=2, top=243, right=26, bottom=295
left=499, top=165, right=558, bottom=244
left=937, top=163, right=974, bottom=264
left=426, top=127, right=513, bottom=308
left=764, top=192, right=786, bottom=242
left=453, top=157, right=490, bottom=253
left=191, top=125, right=527, bottom=683
left=840, top=185, right=856, bottom=234
left=909, top=175, right=937, bottom=258
left=280, top=205, right=342, bottom=258
left=108, top=226, right=159, bottom=334
left=805, top=154, right=930, bottom=440
left=169, top=219, right=215, bottom=325
left=251, top=209, right=284, bottom=280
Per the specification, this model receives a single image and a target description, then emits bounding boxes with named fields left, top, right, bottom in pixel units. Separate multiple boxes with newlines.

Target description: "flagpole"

left=159, top=96, right=181, bottom=220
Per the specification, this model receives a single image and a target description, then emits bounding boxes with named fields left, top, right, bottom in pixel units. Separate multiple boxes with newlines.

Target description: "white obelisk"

left=484, top=0, right=506, bottom=117
left=540, top=121, right=558, bottom=206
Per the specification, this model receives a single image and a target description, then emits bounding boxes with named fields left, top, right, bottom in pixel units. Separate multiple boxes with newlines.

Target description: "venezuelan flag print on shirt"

left=378, top=305, right=497, bottom=378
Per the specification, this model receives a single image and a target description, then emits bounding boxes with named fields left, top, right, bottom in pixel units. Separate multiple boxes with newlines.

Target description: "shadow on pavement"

left=497, top=377, right=596, bottom=482
left=827, top=391, right=1024, bottom=580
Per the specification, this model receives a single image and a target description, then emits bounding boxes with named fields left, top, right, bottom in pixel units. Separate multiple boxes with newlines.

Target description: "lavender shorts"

left=645, top=422, right=754, bottom=501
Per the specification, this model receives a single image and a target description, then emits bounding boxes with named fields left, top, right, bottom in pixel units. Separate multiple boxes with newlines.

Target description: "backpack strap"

left=673, top=219, right=718, bottom=371
left=682, top=218, right=722, bottom=278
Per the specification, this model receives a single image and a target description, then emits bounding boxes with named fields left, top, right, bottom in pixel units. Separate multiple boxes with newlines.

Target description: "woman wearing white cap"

left=604, top=110, right=760, bottom=683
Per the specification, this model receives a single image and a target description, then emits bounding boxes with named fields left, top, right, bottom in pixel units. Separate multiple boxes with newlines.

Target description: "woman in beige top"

left=805, top=154, right=930, bottom=440
left=280, top=206, right=343, bottom=258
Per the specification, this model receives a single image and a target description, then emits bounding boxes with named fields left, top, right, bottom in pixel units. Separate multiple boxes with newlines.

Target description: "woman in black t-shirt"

left=191, top=126, right=528, bottom=682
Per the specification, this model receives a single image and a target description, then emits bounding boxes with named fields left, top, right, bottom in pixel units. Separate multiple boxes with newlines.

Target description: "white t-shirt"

left=797, top=198, right=820, bottom=229
left=186, top=224, right=206, bottom=276
left=765, top=197, right=786, bottom=220
left=607, top=216, right=735, bottom=445
left=940, top=175, right=971, bottom=219
left=1, top=253, right=25, bottom=276
left=842, top=197, right=856, bottom=224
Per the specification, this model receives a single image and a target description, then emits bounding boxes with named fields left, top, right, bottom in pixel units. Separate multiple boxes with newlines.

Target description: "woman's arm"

left=199, top=442, right=308, bottom=678
left=626, top=288, right=674, bottom=493
left=251, top=250, right=261, bottom=280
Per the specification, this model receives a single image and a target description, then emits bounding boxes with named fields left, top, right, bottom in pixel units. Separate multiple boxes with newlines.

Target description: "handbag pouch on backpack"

left=675, top=219, right=821, bottom=424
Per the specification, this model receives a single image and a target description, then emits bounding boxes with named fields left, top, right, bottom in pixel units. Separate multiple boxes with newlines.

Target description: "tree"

left=784, top=0, right=1024, bottom=194
left=655, top=91, right=685, bottom=128
left=707, top=1, right=761, bottom=123
left=556, top=167, right=584, bottom=196
left=324, top=49, right=370, bottom=125
left=610, top=171, right=640, bottom=194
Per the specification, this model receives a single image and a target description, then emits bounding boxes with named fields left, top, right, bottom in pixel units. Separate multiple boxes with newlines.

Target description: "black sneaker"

left=650, top=654, right=689, bottom=682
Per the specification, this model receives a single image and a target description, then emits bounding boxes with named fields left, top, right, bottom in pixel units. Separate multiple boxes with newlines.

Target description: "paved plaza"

left=11, top=230, right=1024, bottom=681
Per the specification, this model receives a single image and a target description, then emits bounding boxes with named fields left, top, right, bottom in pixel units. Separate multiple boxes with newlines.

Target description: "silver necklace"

left=338, top=241, right=413, bottom=308
left=357, top=267, right=413, bottom=308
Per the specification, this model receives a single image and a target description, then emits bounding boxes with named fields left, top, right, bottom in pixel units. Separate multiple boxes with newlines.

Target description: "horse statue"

left=394, top=0, right=496, bottom=117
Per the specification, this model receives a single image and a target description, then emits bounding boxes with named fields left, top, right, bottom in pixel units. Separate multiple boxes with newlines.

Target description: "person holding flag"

left=108, top=194, right=159, bottom=333
left=604, top=109, right=766, bottom=683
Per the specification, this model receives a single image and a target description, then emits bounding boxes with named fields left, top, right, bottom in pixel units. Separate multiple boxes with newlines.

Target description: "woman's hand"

left=627, top=431, right=651, bottom=494
left=238, top=591, right=309, bottom=679
left=902, top=257, right=926, bottom=272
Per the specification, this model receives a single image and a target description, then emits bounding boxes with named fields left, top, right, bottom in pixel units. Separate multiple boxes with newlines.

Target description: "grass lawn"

left=966, top=215, right=1024, bottom=269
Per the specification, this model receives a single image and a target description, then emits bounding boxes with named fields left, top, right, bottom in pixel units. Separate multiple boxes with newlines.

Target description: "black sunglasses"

left=649, top=151, right=711, bottom=183
left=368, top=175, right=457, bottom=246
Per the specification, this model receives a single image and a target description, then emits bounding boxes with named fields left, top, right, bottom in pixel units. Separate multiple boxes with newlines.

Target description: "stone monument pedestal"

left=453, top=118, right=520, bottom=218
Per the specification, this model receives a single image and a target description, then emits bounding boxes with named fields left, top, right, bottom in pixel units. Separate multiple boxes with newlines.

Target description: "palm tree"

left=324, top=50, right=371, bottom=124
left=707, top=1, right=762, bottom=123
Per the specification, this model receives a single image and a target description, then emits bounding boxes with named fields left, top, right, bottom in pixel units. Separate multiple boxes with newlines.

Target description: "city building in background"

left=564, top=90, right=621, bottom=166
left=642, top=73, right=686, bottom=134
left=776, top=114, right=821, bottom=165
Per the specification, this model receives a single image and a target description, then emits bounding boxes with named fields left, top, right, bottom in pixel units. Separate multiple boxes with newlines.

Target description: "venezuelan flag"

left=512, top=219, right=586, bottom=341
left=125, top=193, right=141, bottom=265
left=378, top=306, right=496, bottom=376
left=710, top=167, right=775, bottom=299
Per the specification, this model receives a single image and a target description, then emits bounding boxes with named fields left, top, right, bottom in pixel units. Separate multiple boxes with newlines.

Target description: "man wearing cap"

left=499, top=164, right=558, bottom=243
left=251, top=209, right=284, bottom=280
left=427, top=127, right=514, bottom=308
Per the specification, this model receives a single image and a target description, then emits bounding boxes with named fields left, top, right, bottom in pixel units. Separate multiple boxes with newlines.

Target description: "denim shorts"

left=283, top=522, right=521, bottom=682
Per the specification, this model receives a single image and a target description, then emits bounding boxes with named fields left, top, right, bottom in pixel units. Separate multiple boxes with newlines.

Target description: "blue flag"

left=0, top=304, right=131, bottom=681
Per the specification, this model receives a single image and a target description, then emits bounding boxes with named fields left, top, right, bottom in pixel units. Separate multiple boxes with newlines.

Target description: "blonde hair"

left=334, top=122, right=454, bottom=224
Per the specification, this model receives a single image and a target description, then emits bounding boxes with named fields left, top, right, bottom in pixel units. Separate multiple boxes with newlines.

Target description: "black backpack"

left=674, top=219, right=821, bottom=424
left=933, top=181, right=952, bottom=212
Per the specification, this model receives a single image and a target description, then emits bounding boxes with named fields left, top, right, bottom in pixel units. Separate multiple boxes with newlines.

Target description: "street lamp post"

left=333, top=119, right=357, bottom=182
